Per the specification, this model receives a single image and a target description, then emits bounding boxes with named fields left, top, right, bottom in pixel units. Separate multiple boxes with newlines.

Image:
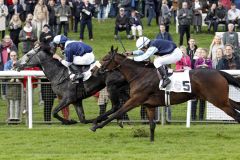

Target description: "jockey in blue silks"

left=126, top=36, right=183, bottom=88
left=52, top=35, right=95, bottom=82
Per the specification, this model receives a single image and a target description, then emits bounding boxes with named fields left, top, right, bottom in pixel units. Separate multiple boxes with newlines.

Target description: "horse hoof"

left=69, top=119, right=78, bottom=124
left=90, top=126, right=97, bottom=132
left=117, top=121, right=124, bottom=128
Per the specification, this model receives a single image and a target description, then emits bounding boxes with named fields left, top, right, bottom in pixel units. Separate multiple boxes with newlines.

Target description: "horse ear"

left=110, top=45, right=114, bottom=54
left=115, top=47, right=118, bottom=53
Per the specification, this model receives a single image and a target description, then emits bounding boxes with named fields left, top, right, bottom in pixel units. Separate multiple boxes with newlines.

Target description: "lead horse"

left=14, top=47, right=130, bottom=125
left=91, top=47, right=240, bottom=141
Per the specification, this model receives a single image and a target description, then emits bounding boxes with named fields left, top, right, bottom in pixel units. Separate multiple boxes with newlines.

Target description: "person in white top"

left=228, top=3, right=240, bottom=30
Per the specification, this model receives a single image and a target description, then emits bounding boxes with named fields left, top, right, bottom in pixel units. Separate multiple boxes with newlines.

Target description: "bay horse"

left=14, top=48, right=130, bottom=125
left=91, top=47, right=240, bottom=141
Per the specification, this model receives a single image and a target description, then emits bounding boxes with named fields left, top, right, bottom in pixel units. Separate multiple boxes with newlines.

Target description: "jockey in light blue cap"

left=52, top=35, right=95, bottom=82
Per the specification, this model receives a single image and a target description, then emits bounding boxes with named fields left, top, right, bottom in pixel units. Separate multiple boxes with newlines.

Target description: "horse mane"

left=116, top=53, right=155, bottom=68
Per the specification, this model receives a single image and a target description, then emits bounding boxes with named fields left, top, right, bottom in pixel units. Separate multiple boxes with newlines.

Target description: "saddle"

left=75, top=65, right=91, bottom=73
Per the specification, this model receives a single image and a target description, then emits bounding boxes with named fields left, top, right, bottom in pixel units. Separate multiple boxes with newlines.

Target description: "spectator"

left=79, top=0, right=95, bottom=41
left=19, top=22, right=37, bottom=54
left=0, top=35, right=17, bottom=71
left=177, top=2, right=192, bottom=46
left=222, top=23, right=239, bottom=53
left=186, top=38, right=198, bottom=69
left=212, top=48, right=224, bottom=69
left=129, top=10, right=143, bottom=40
left=24, top=0, right=37, bottom=14
left=0, top=0, right=8, bottom=39
left=204, top=3, right=217, bottom=33
left=8, top=0, right=25, bottom=21
left=217, top=44, right=240, bottom=70
left=145, top=0, right=155, bottom=26
left=155, top=24, right=172, bottom=41
left=33, top=0, right=49, bottom=40
left=55, top=0, right=71, bottom=36
left=215, top=1, right=228, bottom=32
left=192, top=48, right=212, bottom=121
left=192, top=0, right=202, bottom=34
left=227, top=3, right=240, bottom=30
left=39, top=24, right=53, bottom=44
left=9, top=14, right=22, bottom=49
left=47, top=0, right=57, bottom=35
left=208, top=35, right=224, bottom=60
left=72, top=0, right=81, bottom=32
left=114, top=7, right=131, bottom=39
left=95, top=0, right=108, bottom=22
left=0, top=35, right=17, bottom=100
left=172, top=0, right=178, bottom=24
left=158, top=0, right=171, bottom=32
left=4, top=50, right=21, bottom=124
left=175, top=45, right=192, bottom=71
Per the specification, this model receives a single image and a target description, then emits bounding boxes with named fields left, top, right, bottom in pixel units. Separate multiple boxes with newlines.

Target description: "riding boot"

left=157, top=65, right=171, bottom=88
left=69, top=64, right=84, bottom=82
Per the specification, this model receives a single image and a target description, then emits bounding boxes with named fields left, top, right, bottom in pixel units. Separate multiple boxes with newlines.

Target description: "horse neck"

left=114, top=55, right=148, bottom=81
left=40, top=57, right=68, bottom=82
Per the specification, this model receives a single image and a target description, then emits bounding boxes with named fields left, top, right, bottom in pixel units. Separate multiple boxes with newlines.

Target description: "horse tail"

left=219, top=71, right=240, bottom=89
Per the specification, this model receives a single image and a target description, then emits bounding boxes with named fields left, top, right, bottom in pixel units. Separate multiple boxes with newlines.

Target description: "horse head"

left=99, top=46, right=122, bottom=73
left=14, top=45, right=54, bottom=71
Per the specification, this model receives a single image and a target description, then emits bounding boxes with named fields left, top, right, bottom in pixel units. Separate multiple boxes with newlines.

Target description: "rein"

left=101, top=54, right=148, bottom=84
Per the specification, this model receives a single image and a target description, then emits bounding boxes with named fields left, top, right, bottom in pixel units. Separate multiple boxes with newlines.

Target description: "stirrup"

left=161, top=78, right=171, bottom=88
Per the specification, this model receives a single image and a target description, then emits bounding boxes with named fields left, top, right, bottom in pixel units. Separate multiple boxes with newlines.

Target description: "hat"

left=120, top=8, right=125, bottom=11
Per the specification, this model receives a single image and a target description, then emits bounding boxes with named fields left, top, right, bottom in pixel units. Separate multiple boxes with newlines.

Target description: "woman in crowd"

left=208, top=35, right=224, bottom=60
left=158, top=0, right=171, bottom=32
left=212, top=48, right=224, bottom=69
left=4, top=50, right=21, bottom=124
left=176, top=46, right=192, bottom=71
left=19, top=22, right=37, bottom=55
left=0, top=0, right=8, bottom=39
left=192, top=48, right=212, bottom=121
left=33, top=0, right=49, bottom=39
left=9, top=14, right=22, bottom=49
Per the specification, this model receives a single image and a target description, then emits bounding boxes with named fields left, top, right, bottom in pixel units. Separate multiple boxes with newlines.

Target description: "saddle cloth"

left=159, top=70, right=192, bottom=93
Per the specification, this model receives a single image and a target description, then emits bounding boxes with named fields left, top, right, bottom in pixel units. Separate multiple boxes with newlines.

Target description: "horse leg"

left=146, top=107, right=156, bottom=142
left=229, top=99, right=240, bottom=111
left=52, top=98, right=76, bottom=125
left=73, top=100, right=89, bottom=124
left=213, top=100, right=240, bottom=123
left=90, top=96, right=140, bottom=132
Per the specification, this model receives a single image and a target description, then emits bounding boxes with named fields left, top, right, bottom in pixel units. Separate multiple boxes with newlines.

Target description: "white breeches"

left=153, top=48, right=183, bottom=68
left=131, top=25, right=143, bottom=36
left=73, top=52, right=95, bottom=65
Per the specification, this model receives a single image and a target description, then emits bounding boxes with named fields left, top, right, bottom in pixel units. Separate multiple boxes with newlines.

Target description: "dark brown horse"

left=91, top=47, right=240, bottom=141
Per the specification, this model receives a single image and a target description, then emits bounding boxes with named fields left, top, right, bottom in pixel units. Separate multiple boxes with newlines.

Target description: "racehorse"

left=14, top=48, right=130, bottom=125
left=91, top=47, right=240, bottom=141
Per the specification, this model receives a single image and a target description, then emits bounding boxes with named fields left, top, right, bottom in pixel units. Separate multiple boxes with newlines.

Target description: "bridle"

left=99, top=51, right=128, bottom=74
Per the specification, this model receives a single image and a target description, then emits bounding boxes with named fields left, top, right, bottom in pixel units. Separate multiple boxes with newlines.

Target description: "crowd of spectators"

left=0, top=0, right=239, bottom=123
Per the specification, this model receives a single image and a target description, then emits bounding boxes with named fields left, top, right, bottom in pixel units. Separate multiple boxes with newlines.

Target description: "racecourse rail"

left=0, top=70, right=239, bottom=128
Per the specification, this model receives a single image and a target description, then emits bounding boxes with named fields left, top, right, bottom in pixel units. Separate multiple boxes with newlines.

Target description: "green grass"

left=0, top=124, right=240, bottom=160
left=0, top=18, right=229, bottom=159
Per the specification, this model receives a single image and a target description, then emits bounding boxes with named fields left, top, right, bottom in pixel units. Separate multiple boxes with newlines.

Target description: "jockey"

left=126, top=36, right=183, bottom=88
left=52, top=35, right=95, bottom=82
